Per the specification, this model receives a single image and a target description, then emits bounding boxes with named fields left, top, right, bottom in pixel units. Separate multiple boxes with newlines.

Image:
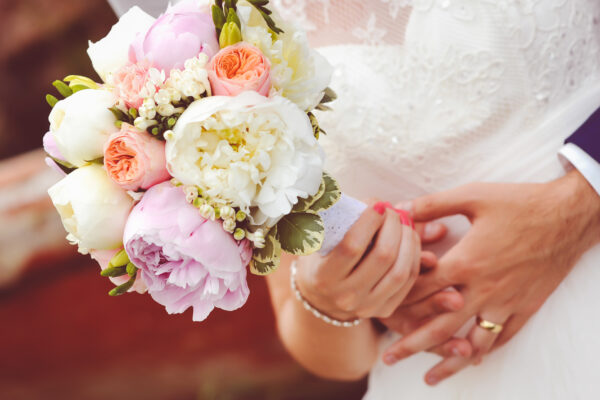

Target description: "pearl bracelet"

left=290, top=260, right=361, bottom=328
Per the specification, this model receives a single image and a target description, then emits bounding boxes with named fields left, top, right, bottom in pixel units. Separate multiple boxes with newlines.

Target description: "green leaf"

left=108, top=106, right=128, bottom=122
left=226, top=8, right=241, bottom=28
left=52, top=80, right=73, bottom=98
left=47, top=155, right=76, bottom=174
left=248, top=0, right=269, bottom=6
left=101, top=265, right=128, bottom=277
left=70, top=85, right=89, bottom=93
left=277, top=212, right=324, bottom=256
left=250, top=226, right=282, bottom=275
left=46, top=94, right=59, bottom=108
left=292, top=178, right=325, bottom=213
left=212, top=4, right=226, bottom=31
left=309, top=173, right=341, bottom=213
left=108, top=275, right=136, bottom=296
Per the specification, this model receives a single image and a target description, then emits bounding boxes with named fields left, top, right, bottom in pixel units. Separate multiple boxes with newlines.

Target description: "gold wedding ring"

left=476, top=316, right=503, bottom=334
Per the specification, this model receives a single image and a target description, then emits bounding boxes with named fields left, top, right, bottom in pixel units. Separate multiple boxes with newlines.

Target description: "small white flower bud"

left=184, top=186, right=198, bottom=203
left=250, top=229, right=266, bottom=249
left=157, top=103, right=176, bottom=117
left=222, top=218, right=236, bottom=233
left=219, top=206, right=235, bottom=219
left=199, top=204, right=216, bottom=220
left=154, top=89, right=171, bottom=105
left=233, top=228, right=246, bottom=241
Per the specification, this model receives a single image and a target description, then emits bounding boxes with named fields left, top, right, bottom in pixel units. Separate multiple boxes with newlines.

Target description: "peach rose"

left=112, top=60, right=157, bottom=109
left=104, top=124, right=170, bottom=191
left=208, top=43, right=271, bottom=97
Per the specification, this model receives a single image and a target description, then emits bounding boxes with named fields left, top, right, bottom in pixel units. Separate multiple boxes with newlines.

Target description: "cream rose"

left=87, top=6, right=155, bottom=82
left=236, top=0, right=333, bottom=111
left=165, top=91, right=324, bottom=220
left=49, top=89, right=119, bottom=167
left=48, top=164, right=135, bottom=254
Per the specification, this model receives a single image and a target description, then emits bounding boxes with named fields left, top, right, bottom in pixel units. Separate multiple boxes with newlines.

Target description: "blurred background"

left=0, top=1, right=366, bottom=398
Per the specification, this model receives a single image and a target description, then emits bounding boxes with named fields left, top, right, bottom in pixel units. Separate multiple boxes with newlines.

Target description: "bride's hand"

left=381, top=170, right=600, bottom=385
left=296, top=206, right=422, bottom=321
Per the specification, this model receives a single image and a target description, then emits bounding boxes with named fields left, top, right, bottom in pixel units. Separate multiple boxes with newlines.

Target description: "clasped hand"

left=380, top=171, right=600, bottom=385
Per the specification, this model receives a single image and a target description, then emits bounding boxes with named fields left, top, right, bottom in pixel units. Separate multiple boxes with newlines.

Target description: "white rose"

left=165, top=92, right=324, bottom=221
left=48, top=164, right=134, bottom=254
left=236, top=0, right=333, bottom=111
left=49, top=89, right=118, bottom=167
left=87, top=6, right=155, bottom=82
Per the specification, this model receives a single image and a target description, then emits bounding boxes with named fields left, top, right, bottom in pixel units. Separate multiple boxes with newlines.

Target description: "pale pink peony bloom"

left=104, top=124, right=171, bottom=191
left=112, top=60, right=156, bottom=109
left=43, top=131, right=68, bottom=176
left=123, top=182, right=252, bottom=322
left=129, top=0, right=219, bottom=73
left=208, top=43, right=271, bottom=97
left=90, top=249, right=148, bottom=294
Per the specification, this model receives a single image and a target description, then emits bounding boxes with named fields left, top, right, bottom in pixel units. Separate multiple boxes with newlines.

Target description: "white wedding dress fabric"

left=109, top=1, right=600, bottom=398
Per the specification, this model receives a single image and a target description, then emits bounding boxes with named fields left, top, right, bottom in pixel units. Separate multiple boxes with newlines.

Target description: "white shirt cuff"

left=559, top=143, right=600, bottom=196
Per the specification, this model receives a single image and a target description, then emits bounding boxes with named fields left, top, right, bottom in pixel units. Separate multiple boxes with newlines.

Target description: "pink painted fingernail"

left=383, top=354, right=397, bottom=365
left=373, top=202, right=387, bottom=215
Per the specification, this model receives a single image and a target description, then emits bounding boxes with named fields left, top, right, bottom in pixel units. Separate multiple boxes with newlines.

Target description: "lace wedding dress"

left=110, top=0, right=600, bottom=398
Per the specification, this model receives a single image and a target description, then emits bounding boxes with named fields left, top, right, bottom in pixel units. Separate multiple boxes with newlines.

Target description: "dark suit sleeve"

left=565, top=107, right=600, bottom=163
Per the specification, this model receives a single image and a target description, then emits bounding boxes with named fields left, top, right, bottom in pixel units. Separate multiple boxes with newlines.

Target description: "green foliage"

left=276, top=212, right=324, bottom=256
left=293, top=178, right=325, bottom=213
left=52, top=80, right=73, bottom=98
left=247, top=0, right=284, bottom=34
left=250, top=226, right=282, bottom=275
left=315, top=87, right=337, bottom=111
left=101, top=264, right=128, bottom=278
left=46, top=94, right=59, bottom=108
left=108, top=275, right=137, bottom=296
left=309, top=172, right=341, bottom=213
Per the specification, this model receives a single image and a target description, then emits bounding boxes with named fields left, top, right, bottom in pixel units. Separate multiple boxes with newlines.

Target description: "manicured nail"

left=426, top=375, right=439, bottom=385
left=383, top=354, right=397, bottom=365
left=442, top=300, right=460, bottom=311
left=452, top=347, right=462, bottom=357
left=373, top=202, right=387, bottom=215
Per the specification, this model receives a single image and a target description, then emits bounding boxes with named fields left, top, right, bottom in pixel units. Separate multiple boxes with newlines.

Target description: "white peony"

left=48, top=164, right=134, bottom=254
left=165, top=91, right=324, bottom=222
left=236, top=0, right=333, bottom=111
left=49, top=89, right=118, bottom=167
left=87, top=6, right=155, bottom=82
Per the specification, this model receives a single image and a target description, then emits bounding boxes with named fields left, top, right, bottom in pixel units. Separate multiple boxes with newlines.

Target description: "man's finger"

left=414, top=222, right=448, bottom=244
left=407, top=185, right=479, bottom=223
left=493, top=313, right=531, bottom=350
left=424, top=355, right=471, bottom=386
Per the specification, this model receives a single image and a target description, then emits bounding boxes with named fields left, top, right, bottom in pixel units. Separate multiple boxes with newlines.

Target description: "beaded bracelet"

left=290, top=260, right=361, bottom=328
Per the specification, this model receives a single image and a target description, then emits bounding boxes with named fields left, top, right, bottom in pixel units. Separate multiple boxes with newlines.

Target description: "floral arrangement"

left=43, top=0, right=353, bottom=322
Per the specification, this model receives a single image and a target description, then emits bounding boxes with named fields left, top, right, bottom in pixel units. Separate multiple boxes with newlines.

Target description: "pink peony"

left=90, top=249, right=148, bottom=294
left=208, top=43, right=271, bottom=97
left=123, top=182, right=252, bottom=321
left=104, top=124, right=171, bottom=191
left=112, top=60, right=156, bottom=109
left=129, top=0, right=219, bottom=73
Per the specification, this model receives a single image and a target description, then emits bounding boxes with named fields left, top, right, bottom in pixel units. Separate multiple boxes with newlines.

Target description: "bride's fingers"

left=358, top=226, right=417, bottom=318
left=424, top=355, right=471, bottom=386
left=431, top=338, right=473, bottom=359
left=382, top=311, right=471, bottom=365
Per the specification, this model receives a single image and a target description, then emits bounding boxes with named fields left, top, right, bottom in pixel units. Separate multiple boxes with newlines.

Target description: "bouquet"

left=43, top=0, right=368, bottom=322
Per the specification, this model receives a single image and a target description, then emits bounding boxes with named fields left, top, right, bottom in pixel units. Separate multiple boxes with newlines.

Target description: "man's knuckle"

left=339, top=236, right=363, bottom=257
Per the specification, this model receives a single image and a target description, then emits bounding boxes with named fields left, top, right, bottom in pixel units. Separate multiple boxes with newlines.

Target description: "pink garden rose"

left=208, top=43, right=271, bottom=96
left=123, top=182, right=252, bottom=321
left=104, top=124, right=171, bottom=191
left=129, top=0, right=219, bottom=73
left=112, top=60, right=156, bottom=109
left=90, top=249, right=147, bottom=294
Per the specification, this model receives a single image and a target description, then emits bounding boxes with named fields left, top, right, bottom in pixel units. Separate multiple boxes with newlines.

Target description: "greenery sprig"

left=212, top=0, right=284, bottom=37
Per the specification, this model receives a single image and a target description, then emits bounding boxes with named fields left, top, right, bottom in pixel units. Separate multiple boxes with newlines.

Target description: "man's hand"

left=381, top=170, right=600, bottom=385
